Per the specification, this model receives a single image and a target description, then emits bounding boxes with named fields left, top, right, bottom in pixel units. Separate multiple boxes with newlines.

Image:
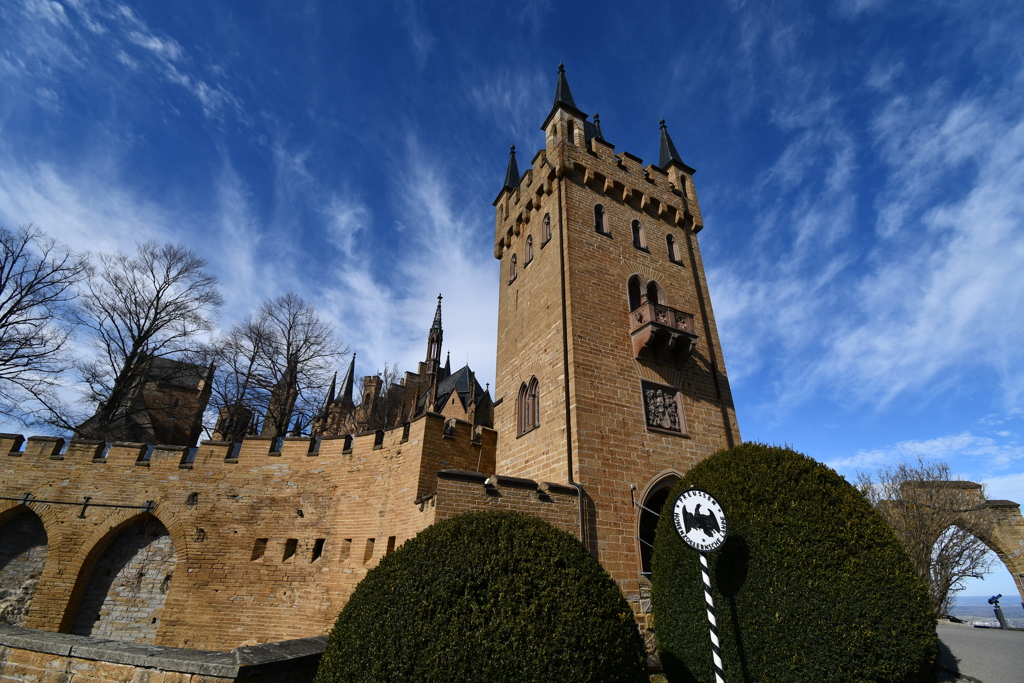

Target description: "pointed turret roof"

left=339, top=353, right=356, bottom=406
left=541, top=63, right=587, bottom=130
left=322, top=372, right=337, bottom=409
left=443, top=351, right=451, bottom=379
left=593, top=112, right=604, bottom=140
left=659, top=119, right=694, bottom=172
left=501, top=145, right=520, bottom=193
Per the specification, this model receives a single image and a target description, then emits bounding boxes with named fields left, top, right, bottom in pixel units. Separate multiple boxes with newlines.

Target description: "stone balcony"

left=628, top=302, right=698, bottom=367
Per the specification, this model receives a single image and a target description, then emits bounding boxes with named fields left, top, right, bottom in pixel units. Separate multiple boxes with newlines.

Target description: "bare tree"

left=201, top=293, right=344, bottom=439
left=857, top=459, right=996, bottom=617
left=0, top=225, right=88, bottom=428
left=76, top=242, right=222, bottom=441
left=361, top=362, right=406, bottom=432
left=194, top=315, right=271, bottom=441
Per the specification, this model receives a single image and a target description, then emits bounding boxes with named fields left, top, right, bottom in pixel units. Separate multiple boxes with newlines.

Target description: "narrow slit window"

left=594, top=204, right=606, bottom=234
left=542, top=213, right=551, bottom=245
left=509, top=253, right=517, bottom=284
left=250, top=538, right=268, bottom=561
left=339, top=538, right=352, bottom=562
left=628, top=276, right=643, bottom=312
left=667, top=234, right=681, bottom=263
left=386, top=536, right=397, bottom=555
left=283, top=538, right=298, bottom=562
left=363, top=538, right=375, bottom=563
left=312, top=538, right=325, bottom=562
left=525, top=235, right=533, bottom=265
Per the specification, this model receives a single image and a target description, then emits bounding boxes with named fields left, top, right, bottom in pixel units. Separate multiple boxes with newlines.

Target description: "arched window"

left=666, top=234, right=680, bottom=263
left=628, top=276, right=643, bottom=312
left=632, top=220, right=646, bottom=250
left=509, top=254, right=517, bottom=284
left=646, top=281, right=665, bottom=306
left=594, top=204, right=609, bottom=235
left=517, top=377, right=540, bottom=436
left=525, top=235, right=534, bottom=265
left=541, top=213, right=551, bottom=245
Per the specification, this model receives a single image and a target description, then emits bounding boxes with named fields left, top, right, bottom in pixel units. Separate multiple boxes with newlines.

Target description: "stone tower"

left=492, top=65, right=740, bottom=587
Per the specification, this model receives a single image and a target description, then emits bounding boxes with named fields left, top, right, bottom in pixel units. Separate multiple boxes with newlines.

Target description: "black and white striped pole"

left=672, top=488, right=729, bottom=683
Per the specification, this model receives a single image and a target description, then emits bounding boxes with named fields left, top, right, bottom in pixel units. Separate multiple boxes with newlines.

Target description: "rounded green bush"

left=315, top=510, right=647, bottom=683
left=651, top=443, right=938, bottom=683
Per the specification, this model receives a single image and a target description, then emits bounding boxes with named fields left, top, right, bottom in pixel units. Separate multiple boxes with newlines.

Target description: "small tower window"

left=667, top=234, right=682, bottom=264
left=567, top=120, right=576, bottom=145
left=525, top=235, right=534, bottom=265
left=632, top=220, right=647, bottom=250
left=594, top=204, right=609, bottom=235
left=541, top=213, right=551, bottom=245
left=517, top=377, right=540, bottom=436
left=509, top=253, right=517, bottom=284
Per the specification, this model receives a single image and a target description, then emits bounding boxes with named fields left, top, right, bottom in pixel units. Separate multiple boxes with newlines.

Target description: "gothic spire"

left=659, top=119, right=687, bottom=169
left=324, top=372, right=337, bottom=406
left=340, top=353, right=356, bottom=406
left=502, top=145, right=520, bottom=192
left=430, top=293, right=443, bottom=335
left=443, top=351, right=451, bottom=379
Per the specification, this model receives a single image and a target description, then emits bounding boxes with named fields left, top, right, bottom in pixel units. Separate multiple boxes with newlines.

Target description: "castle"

left=0, top=64, right=741, bottom=657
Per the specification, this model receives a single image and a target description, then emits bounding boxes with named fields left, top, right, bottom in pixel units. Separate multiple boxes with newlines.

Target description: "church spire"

left=340, top=353, right=356, bottom=407
left=443, top=351, right=451, bottom=379
left=430, top=293, right=443, bottom=336
left=659, top=119, right=690, bottom=170
left=502, top=146, right=520, bottom=192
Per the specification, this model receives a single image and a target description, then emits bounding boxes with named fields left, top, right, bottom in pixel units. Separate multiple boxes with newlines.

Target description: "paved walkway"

left=938, top=622, right=1024, bottom=683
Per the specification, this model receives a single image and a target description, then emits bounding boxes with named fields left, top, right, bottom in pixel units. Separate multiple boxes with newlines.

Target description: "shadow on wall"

left=69, top=514, right=176, bottom=644
left=0, top=508, right=48, bottom=626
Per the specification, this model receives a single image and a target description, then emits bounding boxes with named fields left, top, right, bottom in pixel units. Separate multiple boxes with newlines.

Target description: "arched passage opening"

left=0, top=506, right=48, bottom=626
left=69, top=513, right=177, bottom=643
left=637, top=473, right=680, bottom=578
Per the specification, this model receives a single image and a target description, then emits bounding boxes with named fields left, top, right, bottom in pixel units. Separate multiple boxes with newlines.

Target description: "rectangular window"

left=386, top=536, right=397, bottom=555
left=283, top=538, right=298, bottom=562
left=312, top=538, right=326, bottom=562
left=250, top=538, right=268, bottom=561
left=363, top=538, right=375, bottom=563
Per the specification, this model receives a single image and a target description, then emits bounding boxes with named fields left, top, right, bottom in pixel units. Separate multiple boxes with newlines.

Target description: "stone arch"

left=636, top=470, right=682, bottom=578
left=902, top=481, right=1024, bottom=605
left=62, top=512, right=180, bottom=643
left=0, top=505, right=48, bottom=626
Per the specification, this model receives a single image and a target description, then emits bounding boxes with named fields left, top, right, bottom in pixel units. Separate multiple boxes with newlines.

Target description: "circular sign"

left=672, top=488, right=728, bottom=553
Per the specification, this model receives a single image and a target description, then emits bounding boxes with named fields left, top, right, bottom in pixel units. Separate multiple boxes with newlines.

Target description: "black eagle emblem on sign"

left=682, top=504, right=721, bottom=538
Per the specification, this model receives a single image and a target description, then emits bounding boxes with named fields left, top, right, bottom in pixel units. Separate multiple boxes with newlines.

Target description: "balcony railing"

left=628, top=302, right=698, bottom=366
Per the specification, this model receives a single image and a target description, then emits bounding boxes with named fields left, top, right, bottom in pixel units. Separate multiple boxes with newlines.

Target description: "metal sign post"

left=672, top=488, right=729, bottom=683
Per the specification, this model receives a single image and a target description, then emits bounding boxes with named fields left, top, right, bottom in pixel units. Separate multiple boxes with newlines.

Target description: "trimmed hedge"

left=652, top=444, right=938, bottom=683
left=315, top=510, right=647, bottom=683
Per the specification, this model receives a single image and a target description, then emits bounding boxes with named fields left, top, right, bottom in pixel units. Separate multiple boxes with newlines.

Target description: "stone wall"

left=0, top=623, right=324, bottom=683
left=0, top=509, right=48, bottom=626
left=70, top=516, right=175, bottom=643
left=0, top=414, right=499, bottom=651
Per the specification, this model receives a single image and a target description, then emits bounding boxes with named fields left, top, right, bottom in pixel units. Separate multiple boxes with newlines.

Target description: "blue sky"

left=2, top=0, right=1022, bottom=596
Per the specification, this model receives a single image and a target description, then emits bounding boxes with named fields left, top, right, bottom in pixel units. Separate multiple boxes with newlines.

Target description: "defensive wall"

left=0, top=413, right=581, bottom=655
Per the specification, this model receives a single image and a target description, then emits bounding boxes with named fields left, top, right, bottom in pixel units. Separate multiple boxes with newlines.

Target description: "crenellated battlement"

left=0, top=411, right=493, bottom=478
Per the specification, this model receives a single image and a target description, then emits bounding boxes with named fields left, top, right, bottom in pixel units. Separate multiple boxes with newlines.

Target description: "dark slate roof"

left=339, top=353, right=356, bottom=405
left=659, top=119, right=687, bottom=169
left=418, top=364, right=489, bottom=413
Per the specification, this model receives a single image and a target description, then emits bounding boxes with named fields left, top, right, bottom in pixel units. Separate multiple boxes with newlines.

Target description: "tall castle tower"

left=492, top=66, right=740, bottom=586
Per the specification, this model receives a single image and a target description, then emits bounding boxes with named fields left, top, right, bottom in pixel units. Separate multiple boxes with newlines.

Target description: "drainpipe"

left=547, top=151, right=587, bottom=548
